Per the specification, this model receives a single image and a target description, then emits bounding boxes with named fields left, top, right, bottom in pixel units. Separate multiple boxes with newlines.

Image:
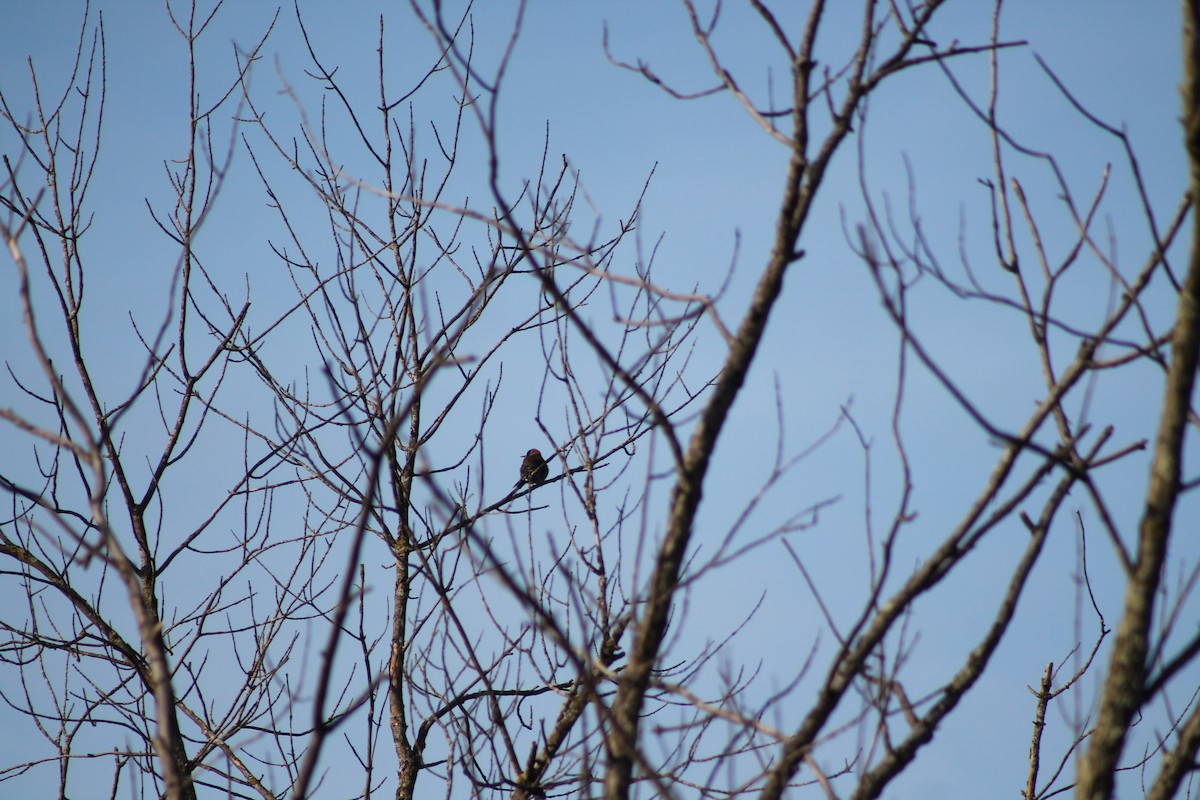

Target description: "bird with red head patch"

left=514, top=448, right=549, bottom=490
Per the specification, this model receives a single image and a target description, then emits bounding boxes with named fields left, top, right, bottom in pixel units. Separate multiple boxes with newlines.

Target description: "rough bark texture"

left=1075, top=3, right=1200, bottom=798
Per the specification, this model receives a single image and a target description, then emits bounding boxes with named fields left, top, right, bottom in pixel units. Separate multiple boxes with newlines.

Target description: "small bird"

left=514, top=448, right=550, bottom=490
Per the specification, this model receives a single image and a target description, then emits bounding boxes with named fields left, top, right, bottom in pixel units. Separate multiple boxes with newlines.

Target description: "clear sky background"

left=0, top=2, right=1194, bottom=798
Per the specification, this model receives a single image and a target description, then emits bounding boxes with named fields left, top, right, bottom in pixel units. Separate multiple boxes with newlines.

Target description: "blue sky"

left=0, top=2, right=1195, bottom=798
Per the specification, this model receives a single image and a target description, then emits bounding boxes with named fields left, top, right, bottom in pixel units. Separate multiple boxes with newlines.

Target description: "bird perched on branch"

left=514, top=448, right=549, bottom=490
